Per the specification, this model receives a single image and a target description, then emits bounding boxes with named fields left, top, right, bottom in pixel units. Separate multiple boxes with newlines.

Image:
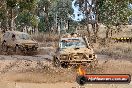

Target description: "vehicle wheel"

left=1, top=41, right=8, bottom=52
left=15, top=46, right=22, bottom=55
left=53, top=57, right=61, bottom=67
left=32, top=48, right=38, bottom=55
left=61, top=62, right=69, bottom=68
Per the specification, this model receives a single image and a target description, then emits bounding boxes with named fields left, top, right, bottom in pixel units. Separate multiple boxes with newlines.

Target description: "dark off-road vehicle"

left=1, top=31, right=38, bottom=54
left=53, top=33, right=98, bottom=68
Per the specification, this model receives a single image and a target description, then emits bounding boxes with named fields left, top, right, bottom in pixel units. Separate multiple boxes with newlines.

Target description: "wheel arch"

left=2, top=40, right=6, bottom=43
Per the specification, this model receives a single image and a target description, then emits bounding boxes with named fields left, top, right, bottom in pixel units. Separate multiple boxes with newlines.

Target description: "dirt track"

left=0, top=46, right=131, bottom=88
left=0, top=53, right=131, bottom=88
left=0, top=82, right=131, bottom=88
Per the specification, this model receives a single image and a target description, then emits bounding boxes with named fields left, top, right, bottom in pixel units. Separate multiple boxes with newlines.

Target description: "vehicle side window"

left=12, top=34, right=15, bottom=38
left=12, top=34, right=16, bottom=41
left=3, top=32, right=9, bottom=38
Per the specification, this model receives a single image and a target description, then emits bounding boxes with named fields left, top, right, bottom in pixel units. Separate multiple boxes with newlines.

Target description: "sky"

left=71, top=0, right=132, bottom=22
left=71, top=0, right=84, bottom=21
left=71, top=0, right=96, bottom=22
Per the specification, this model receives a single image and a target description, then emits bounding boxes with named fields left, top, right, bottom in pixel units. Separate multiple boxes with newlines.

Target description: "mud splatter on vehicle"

left=53, top=33, right=98, bottom=68
left=1, top=31, right=38, bottom=55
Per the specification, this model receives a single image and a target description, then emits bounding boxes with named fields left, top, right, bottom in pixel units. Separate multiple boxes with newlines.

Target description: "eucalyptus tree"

left=97, top=0, right=132, bottom=38
left=0, top=0, right=7, bottom=31
left=75, top=0, right=132, bottom=40
left=38, top=0, right=51, bottom=32
left=51, top=0, right=73, bottom=34
left=74, top=0, right=98, bottom=42
left=16, top=0, right=39, bottom=33
left=6, top=0, right=18, bottom=30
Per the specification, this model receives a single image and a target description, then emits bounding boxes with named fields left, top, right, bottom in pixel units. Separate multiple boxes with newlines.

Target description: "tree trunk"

left=45, top=5, right=49, bottom=32
left=95, top=23, right=99, bottom=37
left=106, top=27, right=110, bottom=38
left=68, top=20, right=70, bottom=30
left=85, top=0, right=90, bottom=37
left=9, top=8, right=13, bottom=31
left=93, top=0, right=99, bottom=43
left=94, top=23, right=99, bottom=43
left=86, top=23, right=90, bottom=37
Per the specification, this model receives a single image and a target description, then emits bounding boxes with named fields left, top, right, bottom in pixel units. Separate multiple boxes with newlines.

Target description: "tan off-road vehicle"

left=1, top=31, right=38, bottom=54
left=53, top=33, right=98, bottom=68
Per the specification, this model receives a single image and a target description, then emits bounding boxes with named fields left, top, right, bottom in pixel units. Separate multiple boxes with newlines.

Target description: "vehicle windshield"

left=60, top=37, right=87, bottom=48
left=18, top=33, right=31, bottom=40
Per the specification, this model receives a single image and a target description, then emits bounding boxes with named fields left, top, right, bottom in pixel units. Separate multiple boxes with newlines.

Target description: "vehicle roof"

left=61, top=37, right=83, bottom=40
left=61, top=33, right=81, bottom=38
left=5, top=31, right=28, bottom=35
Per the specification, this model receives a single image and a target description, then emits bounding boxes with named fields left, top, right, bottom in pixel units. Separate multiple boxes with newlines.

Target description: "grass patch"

left=32, top=33, right=59, bottom=42
left=95, top=42, right=132, bottom=58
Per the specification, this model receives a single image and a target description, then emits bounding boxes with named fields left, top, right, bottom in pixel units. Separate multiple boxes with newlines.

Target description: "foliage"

left=6, top=0, right=17, bottom=8
left=18, top=0, right=38, bottom=12
left=38, top=16, right=46, bottom=32
left=98, top=0, right=132, bottom=27
left=55, top=0, right=73, bottom=20
left=76, top=0, right=132, bottom=26
left=16, top=10, right=39, bottom=27
left=0, top=0, right=131, bottom=34
left=0, top=9, right=6, bottom=20
left=15, top=0, right=39, bottom=31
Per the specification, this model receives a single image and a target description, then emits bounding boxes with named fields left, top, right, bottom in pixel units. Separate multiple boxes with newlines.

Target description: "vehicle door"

left=10, top=33, right=17, bottom=48
left=3, top=32, right=10, bottom=45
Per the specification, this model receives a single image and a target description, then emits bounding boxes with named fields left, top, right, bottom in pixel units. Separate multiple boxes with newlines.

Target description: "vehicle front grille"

left=70, top=53, right=86, bottom=60
left=60, top=53, right=94, bottom=61
left=60, top=55, right=68, bottom=60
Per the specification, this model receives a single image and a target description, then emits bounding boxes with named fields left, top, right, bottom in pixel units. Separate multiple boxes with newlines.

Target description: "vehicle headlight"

left=94, top=54, right=97, bottom=58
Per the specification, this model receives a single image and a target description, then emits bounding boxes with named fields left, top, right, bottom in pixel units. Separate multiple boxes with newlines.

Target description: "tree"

left=38, top=0, right=51, bottom=32
left=97, top=0, right=132, bottom=38
left=0, top=0, right=7, bottom=31
left=18, top=0, right=38, bottom=13
left=15, top=0, right=39, bottom=33
left=51, top=0, right=73, bottom=34
left=75, top=0, right=98, bottom=42
left=76, top=0, right=132, bottom=41
left=6, top=0, right=18, bottom=30
left=16, top=10, right=39, bottom=32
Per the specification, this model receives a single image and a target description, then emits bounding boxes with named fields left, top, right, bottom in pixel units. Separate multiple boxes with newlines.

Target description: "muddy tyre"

left=61, top=62, right=69, bottom=68
left=15, top=46, right=22, bottom=55
left=1, top=41, right=8, bottom=52
left=53, top=57, right=61, bottom=67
